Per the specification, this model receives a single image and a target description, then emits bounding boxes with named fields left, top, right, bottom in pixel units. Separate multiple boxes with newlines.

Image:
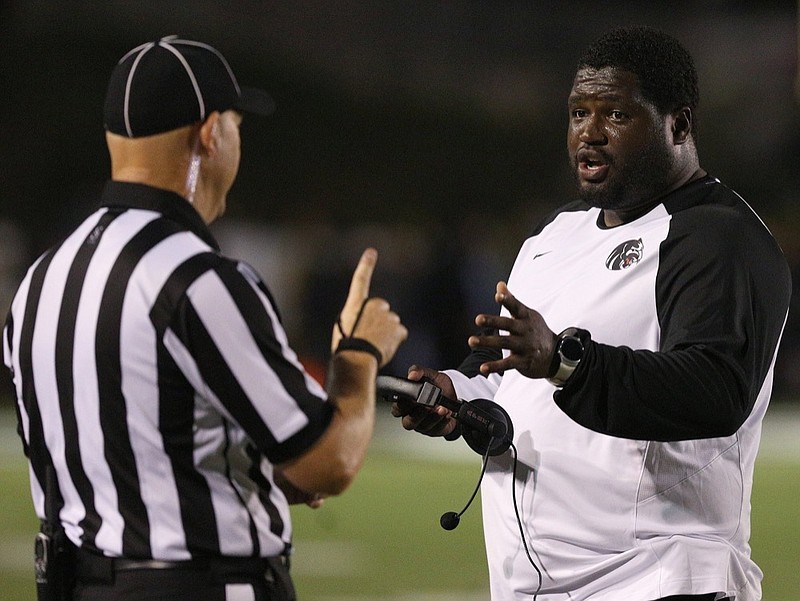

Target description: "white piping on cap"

left=122, top=42, right=156, bottom=137
left=158, top=38, right=206, bottom=124
left=171, top=37, right=242, bottom=96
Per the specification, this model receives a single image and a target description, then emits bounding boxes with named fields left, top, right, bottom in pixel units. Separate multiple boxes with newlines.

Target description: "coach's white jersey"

left=447, top=176, right=791, bottom=600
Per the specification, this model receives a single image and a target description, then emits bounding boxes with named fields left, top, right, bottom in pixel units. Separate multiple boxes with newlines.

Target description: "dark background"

left=1, top=1, right=798, bottom=398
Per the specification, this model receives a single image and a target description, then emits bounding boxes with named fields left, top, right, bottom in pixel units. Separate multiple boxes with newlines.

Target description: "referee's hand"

left=331, top=248, right=407, bottom=368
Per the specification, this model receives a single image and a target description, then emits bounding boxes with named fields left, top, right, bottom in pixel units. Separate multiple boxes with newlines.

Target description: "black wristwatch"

left=547, top=327, right=586, bottom=387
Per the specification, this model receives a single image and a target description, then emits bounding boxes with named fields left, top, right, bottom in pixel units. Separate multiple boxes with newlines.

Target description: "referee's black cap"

left=103, top=35, right=276, bottom=138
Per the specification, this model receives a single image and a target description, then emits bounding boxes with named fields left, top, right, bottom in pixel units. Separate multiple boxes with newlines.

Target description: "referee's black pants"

left=74, top=550, right=295, bottom=601
left=74, top=569, right=281, bottom=601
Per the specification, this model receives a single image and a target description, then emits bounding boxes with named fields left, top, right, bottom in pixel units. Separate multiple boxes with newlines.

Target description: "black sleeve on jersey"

left=553, top=198, right=792, bottom=441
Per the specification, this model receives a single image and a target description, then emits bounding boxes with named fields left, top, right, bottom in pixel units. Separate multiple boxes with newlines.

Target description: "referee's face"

left=567, top=67, right=675, bottom=213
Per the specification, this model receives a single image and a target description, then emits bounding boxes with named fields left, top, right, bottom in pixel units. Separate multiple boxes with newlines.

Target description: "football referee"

left=3, top=36, right=407, bottom=601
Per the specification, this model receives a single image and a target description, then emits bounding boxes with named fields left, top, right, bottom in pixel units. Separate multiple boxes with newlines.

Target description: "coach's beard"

left=574, top=144, right=675, bottom=212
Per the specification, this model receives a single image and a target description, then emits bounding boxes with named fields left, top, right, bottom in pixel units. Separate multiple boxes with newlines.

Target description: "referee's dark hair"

left=577, top=26, right=700, bottom=140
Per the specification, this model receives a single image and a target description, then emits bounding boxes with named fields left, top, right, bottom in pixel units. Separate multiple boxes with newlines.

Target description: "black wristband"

left=335, top=337, right=382, bottom=365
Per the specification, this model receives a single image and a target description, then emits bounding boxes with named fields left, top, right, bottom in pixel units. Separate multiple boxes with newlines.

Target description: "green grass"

left=0, top=455, right=39, bottom=601
left=289, top=450, right=488, bottom=599
left=750, top=459, right=800, bottom=599
left=1, top=439, right=798, bottom=600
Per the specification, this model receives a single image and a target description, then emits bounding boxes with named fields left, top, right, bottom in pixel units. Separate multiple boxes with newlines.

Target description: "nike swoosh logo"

left=532, top=251, right=552, bottom=261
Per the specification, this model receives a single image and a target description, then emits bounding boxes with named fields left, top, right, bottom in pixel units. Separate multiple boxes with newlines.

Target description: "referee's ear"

left=198, top=111, right=221, bottom=156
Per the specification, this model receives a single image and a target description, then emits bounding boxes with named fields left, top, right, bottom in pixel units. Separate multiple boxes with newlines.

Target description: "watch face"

left=560, top=336, right=584, bottom=362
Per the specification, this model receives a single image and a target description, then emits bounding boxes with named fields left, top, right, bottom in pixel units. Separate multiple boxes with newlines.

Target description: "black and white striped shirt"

left=3, top=181, right=334, bottom=560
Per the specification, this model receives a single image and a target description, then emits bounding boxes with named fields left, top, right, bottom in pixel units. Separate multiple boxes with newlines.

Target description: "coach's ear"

left=671, top=106, right=692, bottom=145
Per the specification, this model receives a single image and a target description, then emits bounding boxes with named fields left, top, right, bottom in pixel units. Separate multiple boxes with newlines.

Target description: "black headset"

left=376, top=375, right=542, bottom=598
left=376, top=375, right=514, bottom=456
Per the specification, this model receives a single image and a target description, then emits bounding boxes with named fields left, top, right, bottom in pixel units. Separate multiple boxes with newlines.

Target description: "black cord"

left=462, top=438, right=492, bottom=516
left=510, top=442, right=543, bottom=600
left=336, top=297, right=371, bottom=338
left=335, top=298, right=382, bottom=364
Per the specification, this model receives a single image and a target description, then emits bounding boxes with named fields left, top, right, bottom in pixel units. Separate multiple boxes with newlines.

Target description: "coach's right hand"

left=390, top=365, right=459, bottom=438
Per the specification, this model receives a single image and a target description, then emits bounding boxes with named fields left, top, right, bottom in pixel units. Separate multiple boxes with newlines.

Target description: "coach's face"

left=567, top=67, right=676, bottom=215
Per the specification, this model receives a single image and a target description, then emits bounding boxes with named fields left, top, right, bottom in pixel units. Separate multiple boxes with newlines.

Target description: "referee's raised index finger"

left=345, top=248, right=377, bottom=306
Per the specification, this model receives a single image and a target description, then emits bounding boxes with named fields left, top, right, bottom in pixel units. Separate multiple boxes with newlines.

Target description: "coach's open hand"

left=469, top=281, right=557, bottom=379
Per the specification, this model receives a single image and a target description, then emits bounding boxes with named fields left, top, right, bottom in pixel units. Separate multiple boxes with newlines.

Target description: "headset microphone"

left=439, top=441, right=491, bottom=530
left=440, top=511, right=460, bottom=530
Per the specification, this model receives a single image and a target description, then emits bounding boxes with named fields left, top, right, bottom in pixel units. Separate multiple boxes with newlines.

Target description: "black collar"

left=99, top=180, right=220, bottom=251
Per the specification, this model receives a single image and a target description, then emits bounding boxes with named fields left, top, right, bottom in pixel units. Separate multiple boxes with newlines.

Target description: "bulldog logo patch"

left=605, top=238, right=643, bottom=270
